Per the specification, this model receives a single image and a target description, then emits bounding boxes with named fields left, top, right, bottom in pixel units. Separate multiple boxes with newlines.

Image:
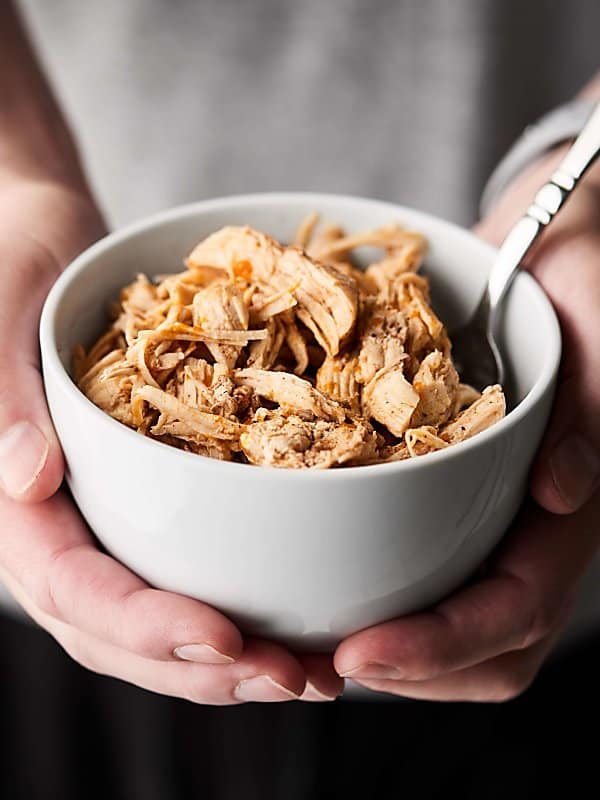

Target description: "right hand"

left=0, top=177, right=342, bottom=704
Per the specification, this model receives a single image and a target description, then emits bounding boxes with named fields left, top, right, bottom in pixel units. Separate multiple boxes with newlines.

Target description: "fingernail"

left=339, top=662, right=404, bottom=680
left=550, top=433, right=600, bottom=511
left=300, top=681, right=341, bottom=702
left=174, top=643, right=236, bottom=664
left=234, top=675, right=299, bottom=702
left=0, top=422, right=49, bottom=497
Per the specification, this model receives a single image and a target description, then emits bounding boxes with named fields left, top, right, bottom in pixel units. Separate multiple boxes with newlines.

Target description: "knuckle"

left=518, top=597, right=558, bottom=650
left=33, top=543, right=85, bottom=620
left=498, top=572, right=559, bottom=651
left=23, top=569, right=61, bottom=619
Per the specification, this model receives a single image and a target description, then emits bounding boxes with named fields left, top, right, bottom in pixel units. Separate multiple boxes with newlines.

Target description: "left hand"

left=0, top=178, right=342, bottom=704
left=334, top=144, right=600, bottom=700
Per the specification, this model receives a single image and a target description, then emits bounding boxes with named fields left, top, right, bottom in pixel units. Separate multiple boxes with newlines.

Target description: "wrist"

left=507, top=141, right=600, bottom=213
left=0, top=177, right=105, bottom=268
left=481, top=97, right=600, bottom=217
left=477, top=142, right=600, bottom=248
left=0, top=2, right=91, bottom=197
left=0, top=123, right=91, bottom=199
left=0, top=111, right=97, bottom=213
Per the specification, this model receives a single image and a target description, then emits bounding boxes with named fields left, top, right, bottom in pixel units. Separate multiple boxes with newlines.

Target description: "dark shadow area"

left=1, top=612, right=597, bottom=800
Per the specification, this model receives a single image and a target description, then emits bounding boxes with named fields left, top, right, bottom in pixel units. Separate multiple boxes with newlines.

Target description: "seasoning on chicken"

left=411, top=350, right=460, bottom=427
left=75, top=216, right=506, bottom=468
left=356, top=300, right=408, bottom=385
left=440, top=385, right=506, bottom=444
left=362, top=364, right=420, bottom=436
left=170, top=358, right=254, bottom=420
left=240, top=412, right=379, bottom=469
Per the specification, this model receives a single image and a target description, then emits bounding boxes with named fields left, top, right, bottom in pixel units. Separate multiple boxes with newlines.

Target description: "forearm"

left=0, top=1, right=88, bottom=192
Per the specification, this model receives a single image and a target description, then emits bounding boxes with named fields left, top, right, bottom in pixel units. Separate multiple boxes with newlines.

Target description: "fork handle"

left=487, top=101, right=600, bottom=312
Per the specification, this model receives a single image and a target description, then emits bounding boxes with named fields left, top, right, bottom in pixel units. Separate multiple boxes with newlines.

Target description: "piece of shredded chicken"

left=75, top=216, right=506, bottom=468
left=240, top=411, right=380, bottom=469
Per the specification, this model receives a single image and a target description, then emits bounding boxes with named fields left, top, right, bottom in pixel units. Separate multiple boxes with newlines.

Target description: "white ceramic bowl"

left=40, top=193, right=561, bottom=652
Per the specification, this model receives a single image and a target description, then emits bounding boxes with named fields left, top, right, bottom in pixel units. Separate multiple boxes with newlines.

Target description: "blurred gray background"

left=18, top=0, right=600, bottom=228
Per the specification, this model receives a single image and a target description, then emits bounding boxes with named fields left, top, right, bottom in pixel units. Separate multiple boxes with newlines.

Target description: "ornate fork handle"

left=486, top=101, right=600, bottom=315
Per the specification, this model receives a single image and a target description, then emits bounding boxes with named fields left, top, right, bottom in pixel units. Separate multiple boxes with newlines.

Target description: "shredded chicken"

left=362, top=365, right=420, bottom=436
left=356, top=299, right=408, bottom=385
left=440, top=385, right=506, bottom=444
left=316, top=352, right=361, bottom=414
left=240, top=412, right=379, bottom=469
left=246, top=317, right=286, bottom=370
left=234, top=368, right=345, bottom=423
left=411, top=350, right=460, bottom=427
left=78, top=350, right=137, bottom=426
left=187, top=226, right=358, bottom=356
left=75, top=216, right=506, bottom=468
left=192, top=283, right=249, bottom=369
left=135, top=384, right=242, bottom=440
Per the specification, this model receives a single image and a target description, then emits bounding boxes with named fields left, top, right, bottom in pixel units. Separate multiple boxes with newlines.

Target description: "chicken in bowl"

left=73, top=218, right=505, bottom=468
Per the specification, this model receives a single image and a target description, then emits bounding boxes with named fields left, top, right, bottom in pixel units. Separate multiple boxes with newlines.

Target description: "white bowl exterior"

left=40, top=194, right=560, bottom=651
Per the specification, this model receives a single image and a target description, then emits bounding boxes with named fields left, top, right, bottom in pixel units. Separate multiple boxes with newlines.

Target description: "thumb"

left=529, top=370, right=600, bottom=515
left=525, top=230, right=600, bottom=515
left=0, top=241, right=65, bottom=502
left=527, top=233, right=600, bottom=515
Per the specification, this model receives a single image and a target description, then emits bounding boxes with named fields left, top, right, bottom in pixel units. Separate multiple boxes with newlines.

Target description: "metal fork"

left=451, top=101, right=600, bottom=391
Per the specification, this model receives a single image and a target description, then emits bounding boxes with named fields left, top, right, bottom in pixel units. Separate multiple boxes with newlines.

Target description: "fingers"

left=0, top=489, right=341, bottom=702
left=351, top=635, right=555, bottom=703
left=0, top=490, right=243, bottom=663
left=334, top=572, right=537, bottom=683
left=2, top=570, right=305, bottom=703
left=297, top=653, right=345, bottom=702
left=334, top=500, right=599, bottom=683
left=0, top=240, right=65, bottom=501
left=84, top=640, right=305, bottom=704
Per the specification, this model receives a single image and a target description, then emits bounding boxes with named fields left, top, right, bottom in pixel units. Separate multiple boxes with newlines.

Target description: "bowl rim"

left=40, top=191, right=562, bottom=482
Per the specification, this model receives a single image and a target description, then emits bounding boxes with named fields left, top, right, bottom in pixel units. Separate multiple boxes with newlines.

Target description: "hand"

left=476, top=144, right=600, bottom=515
left=333, top=145, right=600, bottom=700
left=0, top=177, right=343, bottom=704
